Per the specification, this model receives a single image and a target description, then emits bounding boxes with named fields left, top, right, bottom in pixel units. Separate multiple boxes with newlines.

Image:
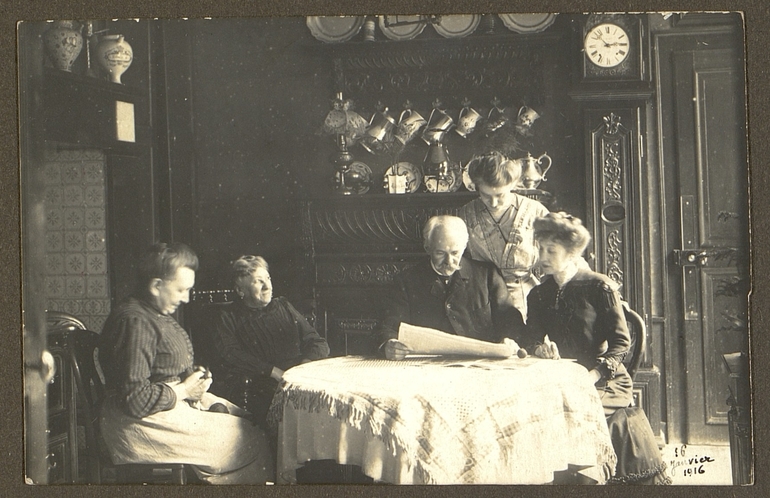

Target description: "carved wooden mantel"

left=301, top=193, right=476, bottom=288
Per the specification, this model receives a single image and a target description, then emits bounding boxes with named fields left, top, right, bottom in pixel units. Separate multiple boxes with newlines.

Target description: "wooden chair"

left=47, top=311, right=194, bottom=484
left=46, top=312, right=104, bottom=483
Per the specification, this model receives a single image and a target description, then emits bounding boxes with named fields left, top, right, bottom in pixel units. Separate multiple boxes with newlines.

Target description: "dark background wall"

left=177, top=16, right=586, bottom=303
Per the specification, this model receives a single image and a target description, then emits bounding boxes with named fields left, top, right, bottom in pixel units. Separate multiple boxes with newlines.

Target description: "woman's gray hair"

left=422, top=215, right=469, bottom=248
left=230, top=255, right=269, bottom=283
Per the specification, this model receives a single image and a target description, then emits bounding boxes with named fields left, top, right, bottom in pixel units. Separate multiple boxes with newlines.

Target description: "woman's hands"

left=384, top=339, right=411, bottom=361
left=173, top=366, right=212, bottom=402
left=534, top=335, right=560, bottom=360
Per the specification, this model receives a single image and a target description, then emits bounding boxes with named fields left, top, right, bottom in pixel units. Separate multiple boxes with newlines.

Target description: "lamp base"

left=332, top=162, right=372, bottom=195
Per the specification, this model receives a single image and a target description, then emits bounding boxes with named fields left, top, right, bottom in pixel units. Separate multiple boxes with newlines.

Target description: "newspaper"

left=397, top=323, right=516, bottom=358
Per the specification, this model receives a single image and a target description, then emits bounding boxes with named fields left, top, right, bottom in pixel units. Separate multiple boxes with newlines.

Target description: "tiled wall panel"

left=44, top=149, right=110, bottom=332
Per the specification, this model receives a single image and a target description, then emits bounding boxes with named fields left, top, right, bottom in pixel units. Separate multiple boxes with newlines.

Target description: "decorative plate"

left=424, top=163, right=462, bottom=193
left=379, top=15, right=428, bottom=41
left=306, top=16, right=365, bottom=43
left=384, top=162, right=423, bottom=194
left=433, top=15, right=481, bottom=38
left=498, top=13, right=557, bottom=34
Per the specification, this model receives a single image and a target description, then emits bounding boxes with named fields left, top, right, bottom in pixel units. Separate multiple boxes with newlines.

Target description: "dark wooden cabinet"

left=301, top=193, right=476, bottom=355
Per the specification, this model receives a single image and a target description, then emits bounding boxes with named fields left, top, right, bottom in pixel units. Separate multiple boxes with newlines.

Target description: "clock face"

left=584, top=23, right=630, bottom=68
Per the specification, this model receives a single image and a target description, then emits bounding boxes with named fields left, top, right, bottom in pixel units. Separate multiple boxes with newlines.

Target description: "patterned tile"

left=63, top=208, right=84, bottom=229
left=86, top=231, right=106, bottom=252
left=46, top=231, right=64, bottom=252
left=46, top=299, right=66, bottom=312
left=46, top=254, right=64, bottom=274
left=86, top=276, right=108, bottom=298
left=65, top=276, right=86, bottom=297
left=86, top=253, right=107, bottom=274
left=63, top=185, right=84, bottom=206
left=45, top=187, right=63, bottom=206
left=46, top=276, right=65, bottom=298
left=85, top=208, right=105, bottom=229
left=64, top=230, right=85, bottom=251
left=88, top=314, right=107, bottom=332
left=62, top=299, right=83, bottom=315
left=43, top=163, right=62, bottom=185
left=83, top=162, right=104, bottom=184
left=65, top=254, right=86, bottom=275
left=61, top=163, right=83, bottom=184
left=84, top=186, right=105, bottom=206
left=46, top=209, right=63, bottom=230
left=82, top=299, right=105, bottom=315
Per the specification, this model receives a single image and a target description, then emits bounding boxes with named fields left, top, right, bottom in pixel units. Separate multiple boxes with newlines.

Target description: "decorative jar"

left=94, top=34, right=133, bottom=84
left=43, top=21, right=83, bottom=72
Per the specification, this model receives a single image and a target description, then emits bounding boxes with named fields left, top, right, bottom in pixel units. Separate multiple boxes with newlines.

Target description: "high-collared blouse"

left=214, top=296, right=330, bottom=380
left=524, top=269, right=631, bottom=379
left=99, top=296, right=195, bottom=418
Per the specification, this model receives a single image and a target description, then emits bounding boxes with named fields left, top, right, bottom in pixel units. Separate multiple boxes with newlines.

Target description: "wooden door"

left=659, top=21, right=748, bottom=444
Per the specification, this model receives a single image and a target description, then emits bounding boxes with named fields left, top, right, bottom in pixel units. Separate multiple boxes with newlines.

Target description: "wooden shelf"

left=41, top=67, right=149, bottom=151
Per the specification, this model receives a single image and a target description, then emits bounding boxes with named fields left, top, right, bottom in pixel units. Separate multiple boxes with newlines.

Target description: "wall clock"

left=581, top=15, right=645, bottom=81
left=584, top=22, right=630, bottom=68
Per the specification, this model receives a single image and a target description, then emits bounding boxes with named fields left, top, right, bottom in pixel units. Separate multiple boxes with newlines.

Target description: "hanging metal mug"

left=485, top=106, right=508, bottom=133
left=518, top=152, right=552, bottom=189
left=394, top=109, right=428, bottom=145
left=455, top=106, right=483, bottom=138
left=361, top=108, right=396, bottom=154
left=517, top=106, right=540, bottom=128
left=421, top=109, right=455, bottom=144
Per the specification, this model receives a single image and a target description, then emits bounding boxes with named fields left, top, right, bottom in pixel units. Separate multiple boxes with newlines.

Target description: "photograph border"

left=3, top=1, right=768, bottom=497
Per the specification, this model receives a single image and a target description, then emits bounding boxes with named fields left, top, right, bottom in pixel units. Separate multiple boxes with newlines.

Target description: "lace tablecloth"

left=269, top=355, right=616, bottom=484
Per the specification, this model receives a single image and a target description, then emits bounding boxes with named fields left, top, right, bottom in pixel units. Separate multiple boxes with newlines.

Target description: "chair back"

left=46, top=311, right=104, bottom=483
left=621, top=302, right=646, bottom=380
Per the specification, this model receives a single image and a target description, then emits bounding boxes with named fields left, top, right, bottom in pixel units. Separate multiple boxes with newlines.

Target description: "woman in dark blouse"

left=524, top=213, right=670, bottom=484
left=213, top=255, right=330, bottom=426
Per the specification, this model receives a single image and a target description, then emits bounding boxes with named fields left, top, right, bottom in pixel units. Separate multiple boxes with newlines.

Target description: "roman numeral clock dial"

left=584, top=23, right=629, bottom=68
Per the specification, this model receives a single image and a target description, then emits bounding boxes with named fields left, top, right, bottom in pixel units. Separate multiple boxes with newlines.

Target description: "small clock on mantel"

left=581, top=14, right=645, bottom=81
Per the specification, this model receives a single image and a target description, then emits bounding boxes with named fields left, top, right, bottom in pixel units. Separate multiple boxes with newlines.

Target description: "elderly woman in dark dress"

left=212, top=255, right=330, bottom=427
left=523, top=212, right=671, bottom=485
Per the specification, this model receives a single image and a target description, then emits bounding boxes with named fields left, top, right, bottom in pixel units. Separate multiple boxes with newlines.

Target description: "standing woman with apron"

left=459, top=151, right=549, bottom=321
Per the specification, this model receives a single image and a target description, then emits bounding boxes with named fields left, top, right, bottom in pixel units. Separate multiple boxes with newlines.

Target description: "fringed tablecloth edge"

left=268, top=384, right=440, bottom=485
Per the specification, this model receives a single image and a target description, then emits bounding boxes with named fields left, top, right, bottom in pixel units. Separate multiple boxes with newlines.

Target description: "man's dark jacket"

left=380, top=256, right=524, bottom=344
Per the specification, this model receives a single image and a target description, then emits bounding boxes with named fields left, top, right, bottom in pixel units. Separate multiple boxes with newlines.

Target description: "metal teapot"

left=516, top=152, right=552, bottom=189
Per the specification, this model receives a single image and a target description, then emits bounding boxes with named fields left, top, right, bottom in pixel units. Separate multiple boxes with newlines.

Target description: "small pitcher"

left=422, top=109, right=455, bottom=144
left=394, top=109, right=427, bottom=145
left=455, top=106, right=483, bottom=138
left=361, top=108, right=396, bottom=154
left=518, top=152, right=552, bottom=189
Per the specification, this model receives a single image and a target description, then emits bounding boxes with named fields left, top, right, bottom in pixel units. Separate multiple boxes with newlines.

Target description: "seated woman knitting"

left=522, top=212, right=671, bottom=485
left=212, top=255, right=330, bottom=428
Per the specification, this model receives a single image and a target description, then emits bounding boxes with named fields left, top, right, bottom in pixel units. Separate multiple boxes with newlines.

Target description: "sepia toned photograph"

left=18, top=11, right=752, bottom=488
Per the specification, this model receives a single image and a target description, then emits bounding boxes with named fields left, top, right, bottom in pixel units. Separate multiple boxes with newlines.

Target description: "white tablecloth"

left=270, top=355, right=616, bottom=484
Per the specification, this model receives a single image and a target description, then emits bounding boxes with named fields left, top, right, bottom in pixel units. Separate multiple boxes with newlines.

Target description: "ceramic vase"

left=94, top=34, right=133, bottom=84
left=43, top=21, right=83, bottom=72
